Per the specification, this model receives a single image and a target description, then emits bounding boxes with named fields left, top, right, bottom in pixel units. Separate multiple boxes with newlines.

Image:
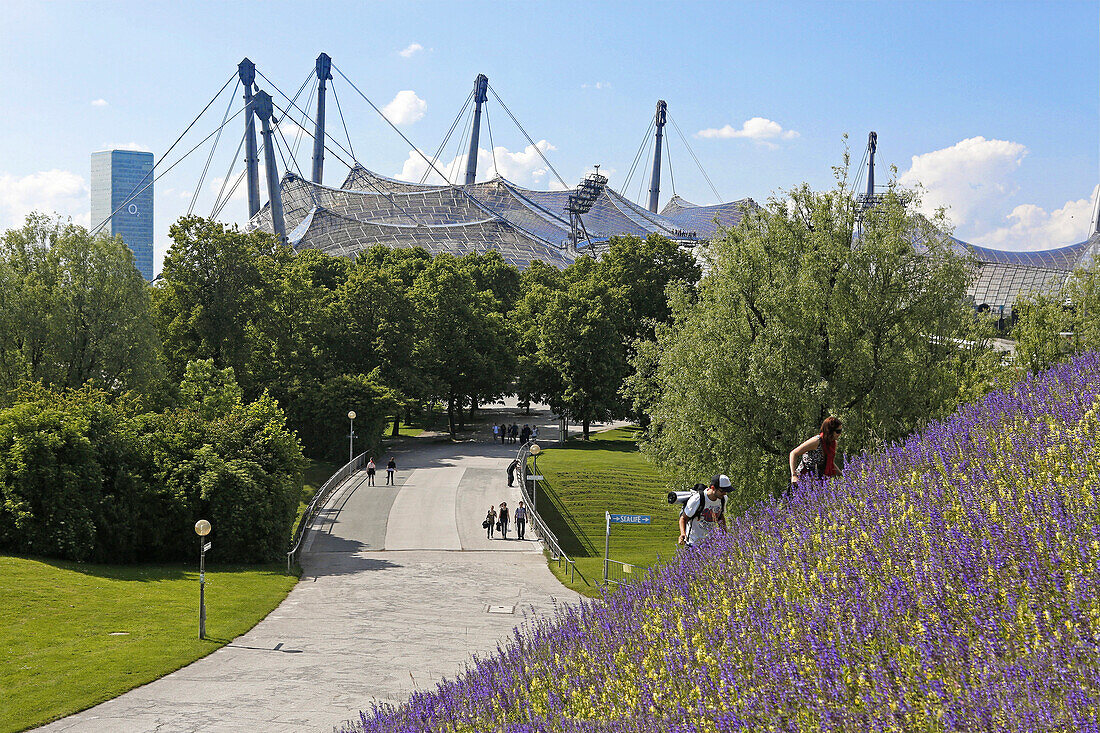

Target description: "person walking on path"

left=386, top=456, right=397, bottom=485
left=510, top=423, right=519, bottom=444
left=515, top=501, right=528, bottom=540
left=492, top=424, right=500, bottom=443
left=484, top=505, right=497, bottom=539
left=789, top=416, right=843, bottom=488
left=498, top=501, right=510, bottom=539
left=499, top=423, right=507, bottom=445
left=531, top=425, right=539, bottom=442
left=520, top=424, right=531, bottom=445
left=507, top=459, right=519, bottom=487
left=366, top=458, right=376, bottom=486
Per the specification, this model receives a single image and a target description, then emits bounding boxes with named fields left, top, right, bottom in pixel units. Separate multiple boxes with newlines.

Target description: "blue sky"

left=1, top=0, right=1096, bottom=274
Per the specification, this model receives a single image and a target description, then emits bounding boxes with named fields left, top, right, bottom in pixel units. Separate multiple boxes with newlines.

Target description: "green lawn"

left=0, top=556, right=297, bottom=733
left=383, top=420, right=425, bottom=438
left=527, top=426, right=683, bottom=597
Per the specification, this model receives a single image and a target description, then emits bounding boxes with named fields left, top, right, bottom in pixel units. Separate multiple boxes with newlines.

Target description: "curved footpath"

left=37, top=409, right=582, bottom=733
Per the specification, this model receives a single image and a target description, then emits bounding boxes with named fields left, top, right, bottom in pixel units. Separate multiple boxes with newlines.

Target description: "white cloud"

left=899, top=136, right=1096, bottom=250
left=971, top=187, right=1098, bottom=250
left=382, top=90, right=427, bottom=126
left=399, top=43, right=424, bottom=58
left=899, top=136, right=1027, bottom=229
left=581, top=82, right=611, bottom=90
left=696, top=117, right=800, bottom=146
left=0, top=169, right=90, bottom=231
left=91, top=98, right=109, bottom=107
left=395, top=140, right=558, bottom=186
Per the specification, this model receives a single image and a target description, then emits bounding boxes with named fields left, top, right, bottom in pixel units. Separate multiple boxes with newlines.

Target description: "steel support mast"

left=252, top=90, right=286, bottom=243
left=866, top=131, right=877, bottom=201
left=647, top=100, right=667, bottom=213
left=238, top=58, right=261, bottom=219
left=464, top=74, right=489, bottom=185
left=312, top=53, right=332, bottom=184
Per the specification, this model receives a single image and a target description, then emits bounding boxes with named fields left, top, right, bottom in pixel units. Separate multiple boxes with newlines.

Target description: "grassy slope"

left=529, top=427, right=682, bottom=597
left=0, top=556, right=297, bottom=733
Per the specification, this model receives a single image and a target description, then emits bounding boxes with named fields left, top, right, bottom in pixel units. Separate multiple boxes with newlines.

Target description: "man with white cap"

left=677, top=474, right=731, bottom=547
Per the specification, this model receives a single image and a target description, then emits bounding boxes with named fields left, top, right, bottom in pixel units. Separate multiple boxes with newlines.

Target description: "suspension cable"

left=331, top=62, right=456, bottom=186
left=665, top=129, right=676, bottom=199
left=91, top=71, right=237, bottom=235
left=621, top=117, right=655, bottom=195
left=210, top=128, right=246, bottom=218
left=448, top=103, right=474, bottom=184
left=270, top=100, right=426, bottom=226
left=636, top=131, right=655, bottom=206
left=270, top=100, right=355, bottom=170
left=189, top=79, right=240, bottom=217
left=274, top=119, right=304, bottom=179
left=330, top=80, right=356, bottom=160
left=290, top=82, right=316, bottom=164
left=259, top=69, right=360, bottom=167
left=212, top=140, right=261, bottom=220
left=485, top=103, right=500, bottom=179
left=668, top=114, right=722, bottom=203
left=420, top=89, right=474, bottom=184
left=93, top=105, right=245, bottom=235
left=485, top=83, right=568, bottom=188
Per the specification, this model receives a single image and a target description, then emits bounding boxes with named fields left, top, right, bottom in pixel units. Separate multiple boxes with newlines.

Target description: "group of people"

left=493, top=423, right=536, bottom=445
left=364, top=456, right=397, bottom=486
left=678, top=416, right=843, bottom=547
left=483, top=500, right=529, bottom=540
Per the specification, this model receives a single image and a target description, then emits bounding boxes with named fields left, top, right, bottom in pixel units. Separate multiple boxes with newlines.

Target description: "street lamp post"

left=347, top=410, right=357, bottom=464
left=194, top=519, right=212, bottom=639
left=529, top=443, right=541, bottom=514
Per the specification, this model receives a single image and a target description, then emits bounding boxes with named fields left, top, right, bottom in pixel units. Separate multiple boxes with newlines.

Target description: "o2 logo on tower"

left=128, top=204, right=138, bottom=216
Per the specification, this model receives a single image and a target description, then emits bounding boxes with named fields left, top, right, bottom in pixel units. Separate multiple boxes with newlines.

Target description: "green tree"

left=1013, top=263, right=1100, bottom=374
left=511, top=261, right=566, bottom=412
left=410, top=255, right=513, bottom=438
left=636, top=175, right=996, bottom=498
left=0, top=214, right=158, bottom=398
left=538, top=261, right=630, bottom=439
left=598, top=234, right=701, bottom=341
left=153, top=216, right=279, bottom=395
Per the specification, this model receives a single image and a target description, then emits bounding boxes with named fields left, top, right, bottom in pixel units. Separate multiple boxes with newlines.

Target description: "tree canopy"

left=634, top=177, right=998, bottom=499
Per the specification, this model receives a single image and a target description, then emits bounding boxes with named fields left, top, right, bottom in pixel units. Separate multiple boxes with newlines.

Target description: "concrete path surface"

left=37, top=405, right=585, bottom=733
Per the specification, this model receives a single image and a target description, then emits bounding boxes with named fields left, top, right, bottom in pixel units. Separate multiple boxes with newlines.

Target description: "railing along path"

left=517, top=443, right=579, bottom=584
left=287, top=452, right=366, bottom=572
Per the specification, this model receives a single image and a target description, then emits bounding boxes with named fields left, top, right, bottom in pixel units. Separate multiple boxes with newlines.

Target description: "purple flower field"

left=343, top=353, right=1100, bottom=732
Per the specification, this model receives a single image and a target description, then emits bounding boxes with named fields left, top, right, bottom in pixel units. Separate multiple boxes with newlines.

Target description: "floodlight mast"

left=647, top=100, right=668, bottom=213
left=253, top=90, right=287, bottom=243
left=312, top=53, right=333, bottom=185
left=464, top=74, right=489, bottom=185
left=238, top=58, right=261, bottom=218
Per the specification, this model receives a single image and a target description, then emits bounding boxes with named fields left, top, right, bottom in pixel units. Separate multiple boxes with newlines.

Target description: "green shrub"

left=0, top=363, right=304, bottom=564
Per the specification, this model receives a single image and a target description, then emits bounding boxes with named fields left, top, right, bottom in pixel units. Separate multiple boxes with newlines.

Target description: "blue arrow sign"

left=608, top=514, right=651, bottom=525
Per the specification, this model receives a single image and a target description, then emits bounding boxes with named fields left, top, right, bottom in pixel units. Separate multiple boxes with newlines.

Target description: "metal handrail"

left=287, top=451, right=366, bottom=572
left=517, top=443, right=580, bottom=584
left=603, top=558, right=637, bottom=586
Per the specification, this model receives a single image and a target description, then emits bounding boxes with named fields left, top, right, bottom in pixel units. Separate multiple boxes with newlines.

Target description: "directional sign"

left=202, top=542, right=212, bottom=552
left=527, top=475, right=544, bottom=481
left=608, top=514, right=651, bottom=525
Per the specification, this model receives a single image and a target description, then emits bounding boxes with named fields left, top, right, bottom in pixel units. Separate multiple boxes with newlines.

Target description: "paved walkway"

left=38, top=405, right=584, bottom=733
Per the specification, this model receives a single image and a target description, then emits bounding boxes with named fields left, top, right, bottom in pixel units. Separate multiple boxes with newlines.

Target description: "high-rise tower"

left=91, top=149, right=154, bottom=280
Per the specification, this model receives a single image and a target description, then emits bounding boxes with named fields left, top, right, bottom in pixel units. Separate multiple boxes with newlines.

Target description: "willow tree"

left=635, top=172, right=997, bottom=501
